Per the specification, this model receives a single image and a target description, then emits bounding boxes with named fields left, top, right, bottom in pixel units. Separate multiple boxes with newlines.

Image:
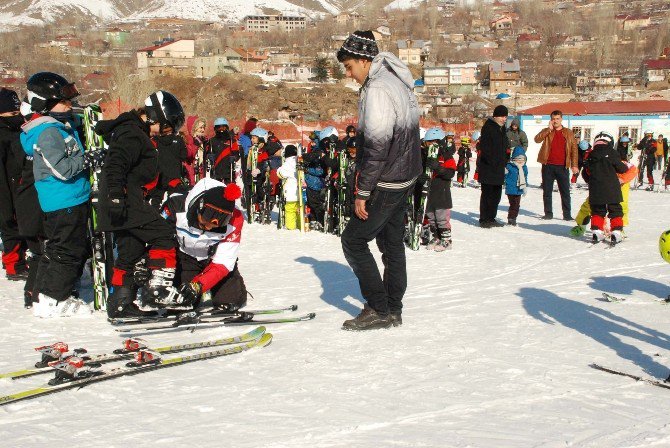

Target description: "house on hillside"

left=232, top=48, right=269, bottom=73
left=397, top=39, right=430, bottom=66
left=194, top=48, right=242, bottom=78
left=105, top=28, right=130, bottom=46
left=136, top=39, right=196, bottom=79
left=487, top=58, right=521, bottom=96
left=516, top=33, right=541, bottom=48
left=243, top=14, right=306, bottom=33
left=570, top=71, right=622, bottom=95
left=490, top=15, right=514, bottom=34
left=642, top=58, right=670, bottom=83
left=615, top=14, right=651, bottom=31
left=519, top=100, right=670, bottom=176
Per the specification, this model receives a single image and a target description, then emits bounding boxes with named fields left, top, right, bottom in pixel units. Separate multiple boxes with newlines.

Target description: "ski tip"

left=288, top=305, right=298, bottom=311
left=256, top=333, right=273, bottom=348
left=305, top=313, right=316, bottom=320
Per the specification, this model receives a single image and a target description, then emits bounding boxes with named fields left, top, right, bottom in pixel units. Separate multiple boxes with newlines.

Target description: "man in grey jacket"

left=337, top=30, right=422, bottom=331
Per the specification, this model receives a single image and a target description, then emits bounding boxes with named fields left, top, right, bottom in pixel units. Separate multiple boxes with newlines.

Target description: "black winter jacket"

left=478, top=118, right=509, bottom=185
left=96, top=111, right=162, bottom=231
left=584, top=147, right=628, bottom=205
left=147, top=133, right=189, bottom=208
left=426, top=143, right=456, bottom=210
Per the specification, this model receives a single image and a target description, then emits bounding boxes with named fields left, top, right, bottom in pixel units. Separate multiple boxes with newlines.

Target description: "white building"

left=518, top=100, right=670, bottom=182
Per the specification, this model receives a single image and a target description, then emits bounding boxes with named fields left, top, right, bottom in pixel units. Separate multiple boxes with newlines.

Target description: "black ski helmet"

left=144, top=90, right=185, bottom=131
left=26, top=72, right=79, bottom=113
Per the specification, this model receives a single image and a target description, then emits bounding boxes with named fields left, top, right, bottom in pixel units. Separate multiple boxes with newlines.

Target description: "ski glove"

left=427, top=158, right=440, bottom=170
left=178, top=282, right=201, bottom=306
left=108, top=192, right=127, bottom=227
left=251, top=168, right=261, bottom=177
left=83, top=149, right=106, bottom=170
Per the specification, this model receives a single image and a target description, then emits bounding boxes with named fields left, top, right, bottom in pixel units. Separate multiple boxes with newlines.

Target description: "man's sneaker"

left=592, top=229, right=605, bottom=243
left=390, top=312, right=402, bottom=327
left=342, top=305, right=392, bottom=331
left=540, top=214, right=553, bottom=220
left=563, top=216, right=573, bottom=221
left=507, top=218, right=517, bottom=226
left=570, top=225, right=586, bottom=237
left=33, top=294, right=92, bottom=319
left=490, top=220, right=505, bottom=227
left=479, top=221, right=493, bottom=229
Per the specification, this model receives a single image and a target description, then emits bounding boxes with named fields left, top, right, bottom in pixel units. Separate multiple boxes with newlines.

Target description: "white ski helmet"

left=319, top=126, right=338, bottom=142
left=250, top=127, right=269, bottom=142
left=424, top=127, right=446, bottom=142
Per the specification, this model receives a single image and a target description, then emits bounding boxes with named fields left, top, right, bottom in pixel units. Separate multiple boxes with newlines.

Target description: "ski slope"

left=1, top=183, right=669, bottom=447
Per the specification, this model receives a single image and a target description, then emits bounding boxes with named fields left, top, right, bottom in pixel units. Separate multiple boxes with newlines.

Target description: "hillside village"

left=0, top=0, right=669, bottom=128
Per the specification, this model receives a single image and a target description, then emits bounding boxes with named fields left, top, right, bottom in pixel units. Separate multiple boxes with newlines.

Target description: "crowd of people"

left=0, top=29, right=669, bottom=330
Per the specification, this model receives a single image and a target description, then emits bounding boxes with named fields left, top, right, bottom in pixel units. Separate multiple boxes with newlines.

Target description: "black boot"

left=24, top=291, right=33, bottom=309
left=342, top=304, right=392, bottom=331
left=107, top=285, right=151, bottom=319
left=140, top=268, right=190, bottom=309
left=390, top=311, right=402, bottom=327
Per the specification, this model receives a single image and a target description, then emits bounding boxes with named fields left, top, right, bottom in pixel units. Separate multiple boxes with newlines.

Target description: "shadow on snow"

left=295, top=256, right=363, bottom=316
left=519, top=287, right=670, bottom=378
left=588, top=275, right=669, bottom=300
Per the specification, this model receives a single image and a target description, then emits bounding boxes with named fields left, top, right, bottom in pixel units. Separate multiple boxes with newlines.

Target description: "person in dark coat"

left=636, top=130, right=656, bottom=189
left=209, top=118, right=240, bottom=184
left=147, top=128, right=189, bottom=209
left=583, top=132, right=628, bottom=244
left=423, top=129, right=456, bottom=251
left=97, top=91, right=188, bottom=318
left=0, top=88, right=28, bottom=282
left=478, top=105, right=510, bottom=228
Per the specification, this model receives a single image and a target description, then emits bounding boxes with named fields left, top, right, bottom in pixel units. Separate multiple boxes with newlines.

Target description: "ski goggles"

left=199, top=203, right=233, bottom=229
left=59, top=83, right=80, bottom=100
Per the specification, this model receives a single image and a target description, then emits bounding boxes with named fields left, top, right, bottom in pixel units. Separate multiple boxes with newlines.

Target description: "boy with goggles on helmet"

left=161, top=179, right=247, bottom=310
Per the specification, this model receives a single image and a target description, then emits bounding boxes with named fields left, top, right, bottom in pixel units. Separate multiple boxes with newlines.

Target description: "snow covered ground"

left=1, top=182, right=670, bottom=447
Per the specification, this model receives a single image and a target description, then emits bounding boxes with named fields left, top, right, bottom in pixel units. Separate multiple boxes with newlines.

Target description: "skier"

left=315, top=126, right=340, bottom=233
left=345, top=125, right=356, bottom=149
left=456, top=136, right=472, bottom=187
left=0, top=88, right=28, bottom=282
left=504, top=146, right=528, bottom=226
left=302, top=133, right=328, bottom=230
left=147, top=120, right=190, bottom=209
left=422, top=127, right=456, bottom=251
left=571, top=140, right=590, bottom=185
left=637, top=130, right=656, bottom=190
left=8, top=97, right=45, bottom=308
left=445, top=132, right=457, bottom=157
left=246, top=127, right=276, bottom=223
left=97, top=91, right=187, bottom=318
left=209, top=117, right=240, bottom=184
left=161, top=179, right=248, bottom=311
left=21, top=72, right=100, bottom=318
left=615, top=136, right=632, bottom=162
left=277, top=145, right=300, bottom=230
left=582, top=132, right=629, bottom=245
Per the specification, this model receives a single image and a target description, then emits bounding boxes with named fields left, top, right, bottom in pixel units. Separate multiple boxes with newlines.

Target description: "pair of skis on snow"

left=110, top=304, right=315, bottom=333
left=0, top=326, right=272, bottom=406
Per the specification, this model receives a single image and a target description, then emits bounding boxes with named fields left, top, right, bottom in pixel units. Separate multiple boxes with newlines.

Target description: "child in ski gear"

left=504, top=146, right=528, bottom=226
left=572, top=140, right=590, bottom=184
left=456, top=136, right=472, bottom=186
left=277, top=145, right=300, bottom=230
left=147, top=124, right=189, bottom=209
left=20, top=72, right=94, bottom=318
left=637, top=131, right=656, bottom=189
left=316, top=126, right=341, bottom=233
left=583, top=132, right=629, bottom=244
left=6, top=96, right=44, bottom=308
left=97, top=91, right=185, bottom=318
left=302, top=139, right=327, bottom=230
left=423, top=128, right=456, bottom=251
left=161, top=179, right=247, bottom=310
left=246, top=127, right=276, bottom=223
left=0, top=88, right=28, bottom=282
left=209, top=117, right=240, bottom=184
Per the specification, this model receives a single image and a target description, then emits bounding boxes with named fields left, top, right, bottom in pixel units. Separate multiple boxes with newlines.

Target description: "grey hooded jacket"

left=354, top=52, right=422, bottom=200
left=506, top=119, right=528, bottom=151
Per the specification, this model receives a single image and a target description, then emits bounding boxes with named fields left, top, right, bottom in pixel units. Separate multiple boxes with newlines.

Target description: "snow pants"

left=341, top=188, right=410, bottom=315
left=575, top=183, right=630, bottom=227
left=426, top=207, right=451, bottom=231
left=507, top=194, right=522, bottom=220
left=284, top=201, right=300, bottom=230
left=590, top=202, right=623, bottom=231
left=111, top=218, right=176, bottom=288
left=38, top=202, right=89, bottom=301
left=177, top=252, right=247, bottom=309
